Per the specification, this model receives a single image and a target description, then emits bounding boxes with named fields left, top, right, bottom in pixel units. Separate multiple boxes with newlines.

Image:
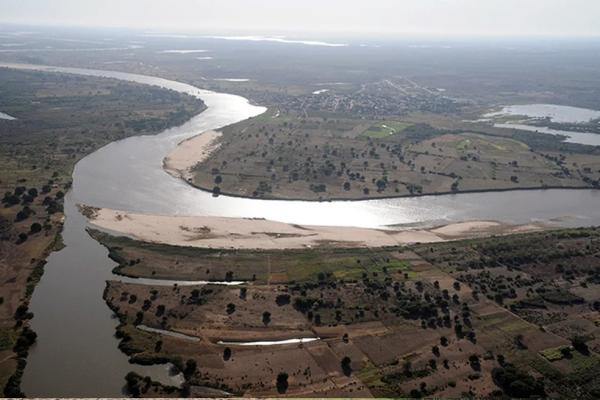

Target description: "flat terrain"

left=0, top=68, right=204, bottom=396
left=182, top=109, right=600, bottom=200
left=98, top=227, right=600, bottom=398
left=2, top=30, right=600, bottom=398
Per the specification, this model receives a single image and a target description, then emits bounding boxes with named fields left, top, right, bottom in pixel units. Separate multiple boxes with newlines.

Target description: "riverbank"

left=86, top=207, right=545, bottom=250
left=163, top=130, right=222, bottom=182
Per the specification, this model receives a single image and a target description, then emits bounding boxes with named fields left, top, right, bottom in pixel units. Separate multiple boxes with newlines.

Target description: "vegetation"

left=0, top=68, right=205, bottom=395
left=100, top=226, right=600, bottom=397
left=188, top=108, right=600, bottom=200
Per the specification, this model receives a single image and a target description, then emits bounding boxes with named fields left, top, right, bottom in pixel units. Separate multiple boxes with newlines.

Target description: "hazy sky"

left=2, top=0, right=600, bottom=37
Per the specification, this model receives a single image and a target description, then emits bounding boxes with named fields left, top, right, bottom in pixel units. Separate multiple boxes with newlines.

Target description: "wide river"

left=2, top=63, right=599, bottom=396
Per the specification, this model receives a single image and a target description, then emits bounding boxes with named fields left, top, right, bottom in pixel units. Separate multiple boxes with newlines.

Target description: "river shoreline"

left=6, top=63, right=600, bottom=396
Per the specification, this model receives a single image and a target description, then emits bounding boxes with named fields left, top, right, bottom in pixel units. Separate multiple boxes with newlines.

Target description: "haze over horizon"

left=2, top=0, right=600, bottom=38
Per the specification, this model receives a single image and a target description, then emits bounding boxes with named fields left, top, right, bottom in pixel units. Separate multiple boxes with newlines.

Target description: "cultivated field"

left=97, top=227, right=600, bottom=398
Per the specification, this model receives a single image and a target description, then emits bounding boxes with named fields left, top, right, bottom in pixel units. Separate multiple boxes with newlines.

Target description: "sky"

left=1, top=0, right=600, bottom=37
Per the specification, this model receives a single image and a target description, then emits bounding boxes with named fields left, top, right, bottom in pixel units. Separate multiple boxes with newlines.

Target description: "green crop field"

left=362, top=121, right=414, bottom=138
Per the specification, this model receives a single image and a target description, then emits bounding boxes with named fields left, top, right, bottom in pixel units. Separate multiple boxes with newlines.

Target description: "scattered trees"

left=491, top=364, right=545, bottom=398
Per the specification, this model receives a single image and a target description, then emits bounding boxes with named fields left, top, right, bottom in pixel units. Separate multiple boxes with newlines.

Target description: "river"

left=1, top=63, right=599, bottom=396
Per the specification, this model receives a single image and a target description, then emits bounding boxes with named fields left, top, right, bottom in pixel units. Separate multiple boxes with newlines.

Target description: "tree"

left=156, top=304, right=165, bottom=317
left=341, top=356, right=352, bottom=376
left=212, top=186, right=221, bottom=197
left=314, top=313, right=321, bottom=325
left=30, top=222, right=42, bottom=234
left=262, top=311, right=271, bottom=325
left=183, top=359, right=197, bottom=379
left=560, top=346, right=572, bottom=358
left=440, top=336, right=449, bottom=346
left=403, top=360, right=412, bottom=377
left=16, top=233, right=28, bottom=244
left=469, top=354, right=481, bottom=371
left=125, top=371, right=142, bottom=397
left=429, top=359, right=437, bottom=370
left=223, top=347, right=232, bottom=361
left=514, top=334, right=527, bottom=350
left=275, top=294, right=291, bottom=306
left=226, top=303, right=236, bottom=314
left=571, top=336, right=589, bottom=355
left=276, top=372, right=289, bottom=394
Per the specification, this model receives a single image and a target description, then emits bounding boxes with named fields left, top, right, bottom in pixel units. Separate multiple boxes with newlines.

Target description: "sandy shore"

left=86, top=207, right=545, bottom=250
left=163, top=130, right=222, bottom=181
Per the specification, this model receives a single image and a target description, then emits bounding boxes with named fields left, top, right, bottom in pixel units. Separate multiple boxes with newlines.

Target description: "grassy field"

left=0, top=68, right=204, bottom=396
left=96, top=226, right=600, bottom=398
left=361, top=121, right=413, bottom=138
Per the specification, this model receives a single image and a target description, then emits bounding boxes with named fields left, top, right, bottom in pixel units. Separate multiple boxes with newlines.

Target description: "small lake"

left=485, top=104, right=600, bottom=146
left=486, top=104, right=600, bottom=123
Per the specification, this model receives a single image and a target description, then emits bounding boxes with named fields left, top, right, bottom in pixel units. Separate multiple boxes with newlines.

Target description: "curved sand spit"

left=163, top=130, right=222, bottom=181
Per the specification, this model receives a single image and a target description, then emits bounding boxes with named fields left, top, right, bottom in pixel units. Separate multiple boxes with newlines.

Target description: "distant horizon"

left=2, top=0, right=600, bottom=38
left=2, top=22, right=600, bottom=44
